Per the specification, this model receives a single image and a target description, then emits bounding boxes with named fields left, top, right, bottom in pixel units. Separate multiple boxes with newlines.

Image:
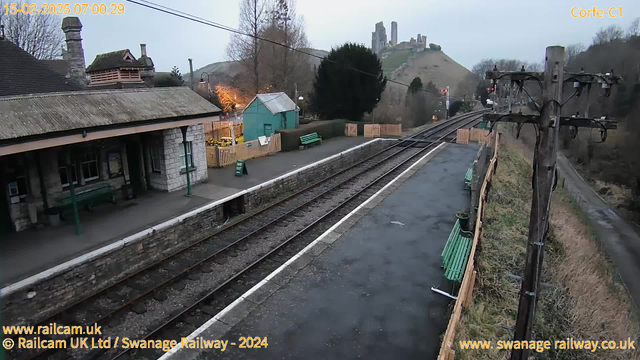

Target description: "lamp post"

left=199, top=72, right=212, bottom=102
left=297, top=96, right=304, bottom=119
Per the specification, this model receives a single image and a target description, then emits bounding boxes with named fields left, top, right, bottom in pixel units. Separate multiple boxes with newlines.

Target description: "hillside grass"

left=453, top=140, right=639, bottom=360
left=381, top=49, right=414, bottom=77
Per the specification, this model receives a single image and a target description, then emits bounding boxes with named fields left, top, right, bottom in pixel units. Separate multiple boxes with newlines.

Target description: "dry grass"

left=454, top=139, right=639, bottom=360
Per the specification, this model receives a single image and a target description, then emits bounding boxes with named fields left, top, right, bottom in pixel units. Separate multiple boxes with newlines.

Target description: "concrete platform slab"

left=169, top=143, right=479, bottom=360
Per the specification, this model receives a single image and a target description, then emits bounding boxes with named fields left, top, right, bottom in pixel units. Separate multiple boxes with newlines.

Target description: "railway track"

left=9, top=110, right=485, bottom=360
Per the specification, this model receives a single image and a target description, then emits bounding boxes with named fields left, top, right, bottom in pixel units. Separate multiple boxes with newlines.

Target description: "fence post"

left=214, top=144, right=220, bottom=168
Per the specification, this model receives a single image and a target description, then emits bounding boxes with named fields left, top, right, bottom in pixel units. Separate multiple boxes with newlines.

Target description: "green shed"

left=242, top=92, right=299, bottom=141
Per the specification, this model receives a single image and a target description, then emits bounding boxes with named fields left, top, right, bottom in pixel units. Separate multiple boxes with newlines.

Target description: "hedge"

left=278, top=120, right=346, bottom=151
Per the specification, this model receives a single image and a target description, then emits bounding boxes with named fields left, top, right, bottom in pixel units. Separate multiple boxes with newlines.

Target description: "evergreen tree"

left=310, top=43, right=386, bottom=121
left=170, top=66, right=184, bottom=84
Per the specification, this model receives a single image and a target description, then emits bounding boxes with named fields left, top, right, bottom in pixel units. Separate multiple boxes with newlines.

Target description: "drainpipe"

left=180, top=126, right=192, bottom=196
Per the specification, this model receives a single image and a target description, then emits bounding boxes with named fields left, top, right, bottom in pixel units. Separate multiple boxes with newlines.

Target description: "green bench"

left=441, top=219, right=473, bottom=283
left=56, top=183, right=116, bottom=213
left=300, top=132, right=322, bottom=147
left=464, top=167, right=473, bottom=188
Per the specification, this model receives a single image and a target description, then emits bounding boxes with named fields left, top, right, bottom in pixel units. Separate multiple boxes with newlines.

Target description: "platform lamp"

left=297, top=96, right=304, bottom=119
left=199, top=72, right=212, bottom=102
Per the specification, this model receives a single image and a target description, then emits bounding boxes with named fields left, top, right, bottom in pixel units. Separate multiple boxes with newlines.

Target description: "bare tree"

left=455, top=72, right=480, bottom=101
left=627, top=17, right=639, bottom=38
left=226, top=0, right=266, bottom=95
left=592, top=25, right=624, bottom=45
left=260, top=0, right=310, bottom=97
left=565, top=43, right=585, bottom=68
left=0, top=0, right=64, bottom=59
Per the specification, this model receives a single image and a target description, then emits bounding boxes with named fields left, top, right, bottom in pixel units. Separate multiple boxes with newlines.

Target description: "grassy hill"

left=185, top=48, right=329, bottom=86
left=381, top=48, right=472, bottom=95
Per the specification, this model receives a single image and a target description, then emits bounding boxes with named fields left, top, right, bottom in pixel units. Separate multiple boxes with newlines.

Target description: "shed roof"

left=0, top=40, right=81, bottom=96
left=244, top=92, right=297, bottom=115
left=0, top=87, right=221, bottom=142
left=86, top=49, right=144, bottom=72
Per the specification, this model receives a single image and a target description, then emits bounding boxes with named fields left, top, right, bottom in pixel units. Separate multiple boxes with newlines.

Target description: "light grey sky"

left=75, top=0, right=639, bottom=73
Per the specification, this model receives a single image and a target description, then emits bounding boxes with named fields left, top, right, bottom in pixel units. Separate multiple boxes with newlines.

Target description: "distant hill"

left=184, top=48, right=329, bottom=86
left=381, top=48, right=472, bottom=94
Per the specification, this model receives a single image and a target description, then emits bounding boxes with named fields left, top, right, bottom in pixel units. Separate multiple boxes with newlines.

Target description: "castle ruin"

left=370, top=21, right=427, bottom=55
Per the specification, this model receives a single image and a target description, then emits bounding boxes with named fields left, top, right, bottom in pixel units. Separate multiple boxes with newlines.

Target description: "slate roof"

left=0, top=40, right=81, bottom=96
left=86, top=49, right=144, bottom=72
left=244, top=92, right=297, bottom=115
left=0, top=87, right=221, bottom=142
left=40, top=59, right=70, bottom=77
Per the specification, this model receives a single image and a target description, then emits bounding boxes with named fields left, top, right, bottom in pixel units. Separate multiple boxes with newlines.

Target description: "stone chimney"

left=138, top=43, right=155, bottom=87
left=61, top=17, right=88, bottom=86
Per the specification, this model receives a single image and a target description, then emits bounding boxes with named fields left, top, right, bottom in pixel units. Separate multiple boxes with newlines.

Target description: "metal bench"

left=56, top=183, right=116, bottom=212
left=464, top=167, right=473, bottom=188
left=300, top=132, right=322, bottom=147
left=441, top=219, right=472, bottom=283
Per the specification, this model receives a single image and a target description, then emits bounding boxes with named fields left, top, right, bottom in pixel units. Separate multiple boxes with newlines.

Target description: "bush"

left=278, top=120, right=346, bottom=151
left=428, top=43, right=442, bottom=51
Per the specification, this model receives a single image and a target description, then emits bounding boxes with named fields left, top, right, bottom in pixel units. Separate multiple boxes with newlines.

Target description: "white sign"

left=258, top=136, right=269, bottom=146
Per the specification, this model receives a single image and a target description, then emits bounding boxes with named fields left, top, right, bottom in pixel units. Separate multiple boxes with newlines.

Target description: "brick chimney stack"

left=61, top=17, right=88, bottom=86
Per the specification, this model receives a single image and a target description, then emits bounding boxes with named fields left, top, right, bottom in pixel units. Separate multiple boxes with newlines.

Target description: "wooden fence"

left=456, top=128, right=490, bottom=145
left=206, top=133, right=281, bottom=167
left=470, top=128, right=491, bottom=143
left=437, top=132, right=500, bottom=360
left=345, top=123, right=358, bottom=137
left=363, top=124, right=402, bottom=138
left=204, top=121, right=244, bottom=139
left=456, top=129, right=470, bottom=144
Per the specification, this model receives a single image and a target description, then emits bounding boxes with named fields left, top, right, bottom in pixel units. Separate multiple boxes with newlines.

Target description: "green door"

left=264, top=124, right=273, bottom=137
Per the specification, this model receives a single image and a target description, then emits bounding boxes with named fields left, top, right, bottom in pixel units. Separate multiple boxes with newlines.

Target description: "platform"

left=164, top=142, right=479, bottom=360
left=0, top=136, right=371, bottom=286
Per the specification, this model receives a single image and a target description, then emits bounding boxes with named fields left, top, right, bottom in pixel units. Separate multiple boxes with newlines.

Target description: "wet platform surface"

left=174, top=143, right=479, bottom=360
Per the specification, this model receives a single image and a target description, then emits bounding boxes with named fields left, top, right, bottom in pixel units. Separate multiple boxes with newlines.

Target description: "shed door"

left=264, top=124, right=273, bottom=137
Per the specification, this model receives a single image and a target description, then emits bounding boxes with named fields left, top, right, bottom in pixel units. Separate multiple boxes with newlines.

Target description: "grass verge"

left=453, top=141, right=639, bottom=360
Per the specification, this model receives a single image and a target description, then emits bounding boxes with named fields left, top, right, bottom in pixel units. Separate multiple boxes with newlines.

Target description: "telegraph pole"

left=483, top=46, right=621, bottom=360
left=510, top=46, right=564, bottom=360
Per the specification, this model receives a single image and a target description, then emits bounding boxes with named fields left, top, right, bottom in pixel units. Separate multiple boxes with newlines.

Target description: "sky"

left=73, top=0, right=640, bottom=73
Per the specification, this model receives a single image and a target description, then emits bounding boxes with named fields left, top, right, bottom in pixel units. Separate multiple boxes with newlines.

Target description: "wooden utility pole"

left=509, top=46, right=564, bottom=360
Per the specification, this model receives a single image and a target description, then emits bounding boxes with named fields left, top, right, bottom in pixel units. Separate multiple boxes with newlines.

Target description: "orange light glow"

left=215, top=85, right=247, bottom=112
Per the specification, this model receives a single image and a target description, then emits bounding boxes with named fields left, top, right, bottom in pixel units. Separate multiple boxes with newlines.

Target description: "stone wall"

left=244, top=139, right=391, bottom=210
left=162, top=124, right=208, bottom=191
left=1, top=139, right=393, bottom=326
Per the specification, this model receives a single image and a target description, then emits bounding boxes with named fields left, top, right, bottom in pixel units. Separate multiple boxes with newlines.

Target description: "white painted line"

left=159, top=142, right=446, bottom=359
left=1, top=138, right=390, bottom=298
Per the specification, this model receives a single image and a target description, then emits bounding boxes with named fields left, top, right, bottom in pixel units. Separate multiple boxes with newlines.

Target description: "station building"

left=0, top=20, right=221, bottom=234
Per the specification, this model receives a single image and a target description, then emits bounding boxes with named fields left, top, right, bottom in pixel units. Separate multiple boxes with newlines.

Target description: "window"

left=58, top=152, right=78, bottom=188
left=150, top=146, right=163, bottom=173
left=6, top=156, right=29, bottom=199
left=179, top=142, right=193, bottom=170
left=81, top=152, right=100, bottom=181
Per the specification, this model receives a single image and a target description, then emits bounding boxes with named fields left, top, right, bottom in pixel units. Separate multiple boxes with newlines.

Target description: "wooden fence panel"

left=470, top=128, right=490, bottom=143
left=205, top=121, right=243, bottom=140
left=345, top=123, right=358, bottom=137
left=379, top=124, right=402, bottom=137
left=456, top=129, right=470, bottom=144
left=206, top=133, right=281, bottom=168
left=364, top=124, right=381, bottom=138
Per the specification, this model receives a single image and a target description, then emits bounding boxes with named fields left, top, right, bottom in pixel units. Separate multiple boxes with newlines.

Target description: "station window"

left=58, top=152, right=78, bottom=188
left=179, top=142, right=193, bottom=170
left=81, top=152, right=100, bottom=181
left=150, top=145, right=163, bottom=173
left=5, top=156, right=29, bottom=200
